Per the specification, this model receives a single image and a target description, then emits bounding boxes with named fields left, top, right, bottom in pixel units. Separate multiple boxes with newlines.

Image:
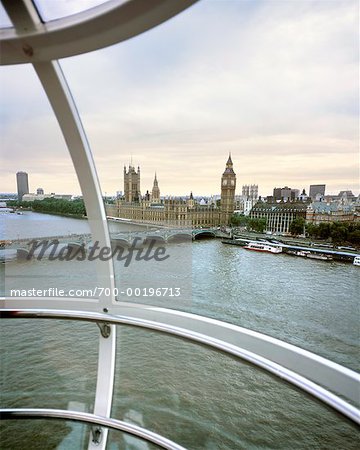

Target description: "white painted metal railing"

left=0, top=408, right=187, bottom=450
left=1, top=307, right=359, bottom=426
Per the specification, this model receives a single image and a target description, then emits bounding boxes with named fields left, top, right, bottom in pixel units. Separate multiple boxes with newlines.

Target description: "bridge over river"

left=110, top=228, right=224, bottom=246
left=2, top=228, right=227, bottom=251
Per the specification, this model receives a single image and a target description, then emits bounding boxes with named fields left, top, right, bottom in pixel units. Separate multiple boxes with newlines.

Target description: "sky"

left=0, top=0, right=359, bottom=197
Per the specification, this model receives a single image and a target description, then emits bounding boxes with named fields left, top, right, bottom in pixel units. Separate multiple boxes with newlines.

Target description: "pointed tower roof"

left=226, top=152, right=233, bottom=167
left=151, top=172, right=160, bottom=201
left=223, top=153, right=235, bottom=175
left=153, top=172, right=158, bottom=187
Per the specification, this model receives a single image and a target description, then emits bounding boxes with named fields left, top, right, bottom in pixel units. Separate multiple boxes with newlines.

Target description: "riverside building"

left=249, top=201, right=309, bottom=234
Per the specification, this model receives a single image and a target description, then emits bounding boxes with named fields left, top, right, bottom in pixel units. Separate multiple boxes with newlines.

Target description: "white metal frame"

left=1, top=1, right=198, bottom=448
left=1, top=307, right=359, bottom=426
left=0, top=0, right=198, bottom=64
left=1, top=408, right=187, bottom=450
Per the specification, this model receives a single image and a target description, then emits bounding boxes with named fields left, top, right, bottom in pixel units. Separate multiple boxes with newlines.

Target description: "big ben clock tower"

left=221, top=154, right=236, bottom=224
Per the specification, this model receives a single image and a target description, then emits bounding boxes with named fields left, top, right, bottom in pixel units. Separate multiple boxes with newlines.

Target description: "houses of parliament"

left=106, top=156, right=236, bottom=227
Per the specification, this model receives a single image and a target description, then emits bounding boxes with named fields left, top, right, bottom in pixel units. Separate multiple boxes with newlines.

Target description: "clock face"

left=231, top=180, right=235, bottom=186
left=223, top=179, right=227, bottom=186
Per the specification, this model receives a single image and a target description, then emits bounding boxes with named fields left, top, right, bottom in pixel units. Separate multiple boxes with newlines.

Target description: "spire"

left=151, top=172, right=160, bottom=201
left=153, top=172, right=158, bottom=187
left=223, top=153, right=235, bottom=175
left=226, top=152, right=233, bottom=168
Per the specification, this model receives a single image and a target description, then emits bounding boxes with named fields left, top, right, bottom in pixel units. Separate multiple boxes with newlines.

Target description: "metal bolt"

left=22, top=44, right=33, bottom=57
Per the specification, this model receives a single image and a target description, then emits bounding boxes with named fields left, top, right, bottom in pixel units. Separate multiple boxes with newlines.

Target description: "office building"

left=309, top=184, right=326, bottom=200
left=250, top=201, right=308, bottom=234
left=273, top=186, right=300, bottom=201
left=16, top=171, right=29, bottom=201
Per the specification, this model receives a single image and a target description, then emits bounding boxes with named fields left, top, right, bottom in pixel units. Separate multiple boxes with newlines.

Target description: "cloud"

left=1, top=0, right=358, bottom=196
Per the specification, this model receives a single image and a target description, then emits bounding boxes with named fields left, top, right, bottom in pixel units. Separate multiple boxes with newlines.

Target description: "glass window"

left=33, top=0, right=114, bottom=22
left=0, top=319, right=98, bottom=411
left=0, top=65, right=99, bottom=301
left=112, top=327, right=359, bottom=449
left=1, top=2, right=358, bottom=449
left=0, top=419, right=163, bottom=450
left=57, top=0, right=359, bottom=369
left=0, top=2, right=11, bottom=28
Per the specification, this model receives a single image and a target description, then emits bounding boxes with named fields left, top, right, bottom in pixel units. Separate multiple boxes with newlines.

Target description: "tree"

left=330, top=222, right=348, bottom=244
left=7, top=200, right=32, bottom=208
left=318, top=222, right=331, bottom=239
left=348, top=230, right=360, bottom=245
left=289, top=218, right=305, bottom=236
left=306, top=223, right=318, bottom=238
left=248, top=218, right=266, bottom=233
left=230, top=214, right=249, bottom=227
left=31, top=198, right=86, bottom=216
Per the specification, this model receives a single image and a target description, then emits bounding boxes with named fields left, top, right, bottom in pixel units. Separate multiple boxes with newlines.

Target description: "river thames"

left=1, top=211, right=358, bottom=449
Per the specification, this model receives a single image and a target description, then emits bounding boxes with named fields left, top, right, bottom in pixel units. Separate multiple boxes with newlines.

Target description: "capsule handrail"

left=1, top=307, right=359, bottom=424
left=0, top=408, right=187, bottom=450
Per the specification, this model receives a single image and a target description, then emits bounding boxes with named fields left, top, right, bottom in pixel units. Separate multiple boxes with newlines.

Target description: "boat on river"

left=306, top=253, right=333, bottom=261
left=287, top=250, right=309, bottom=257
left=353, top=256, right=360, bottom=266
left=244, top=242, right=282, bottom=253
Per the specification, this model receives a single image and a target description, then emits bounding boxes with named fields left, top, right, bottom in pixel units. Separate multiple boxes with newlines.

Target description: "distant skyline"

left=2, top=171, right=357, bottom=199
left=1, top=0, right=359, bottom=197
